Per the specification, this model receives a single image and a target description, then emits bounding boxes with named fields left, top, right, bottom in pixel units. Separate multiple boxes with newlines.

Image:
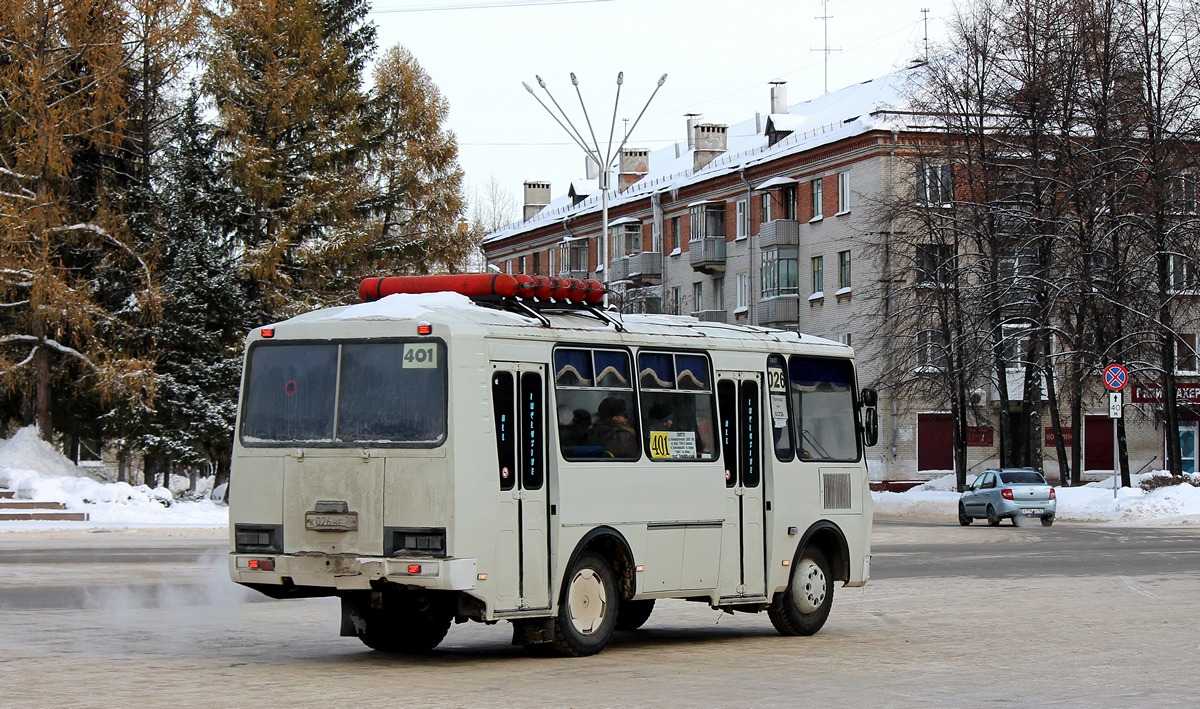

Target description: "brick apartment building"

left=482, top=66, right=1174, bottom=481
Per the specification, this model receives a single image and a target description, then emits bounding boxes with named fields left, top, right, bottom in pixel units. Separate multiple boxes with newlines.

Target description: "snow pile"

left=0, top=426, right=227, bottom=530
left=873, top=472, right=1200, bottom=525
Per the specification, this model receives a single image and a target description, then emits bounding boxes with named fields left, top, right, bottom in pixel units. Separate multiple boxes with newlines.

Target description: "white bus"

left=229, top=274, right=878, bottom=656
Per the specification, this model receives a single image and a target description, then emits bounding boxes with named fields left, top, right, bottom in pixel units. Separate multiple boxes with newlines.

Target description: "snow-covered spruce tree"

left=203, top=0, right=377, bottom=316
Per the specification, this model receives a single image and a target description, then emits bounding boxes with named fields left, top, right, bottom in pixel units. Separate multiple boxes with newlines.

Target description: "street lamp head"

left=536, top=75, right=546, bottom=89
left=617, top=71, right=624, bottom=85
left=658, top=73, right=668, bottom=87
left=522, top=81, right=535, bottom=94
left=570, top=72, right=578, bottom=86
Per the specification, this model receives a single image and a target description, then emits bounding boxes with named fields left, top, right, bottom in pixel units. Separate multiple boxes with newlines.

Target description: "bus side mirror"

left=861, top=388, right=879, bottom=447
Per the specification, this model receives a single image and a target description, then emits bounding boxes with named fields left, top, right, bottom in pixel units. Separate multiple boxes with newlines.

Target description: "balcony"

left=692, top=309, right=728, bottom=324
left=688, top=237, right=727, bottom=274
left=558, top=268, right=590, bottom=281
left=758, top=219, right=800, bottom=249
left=756, top=294, right=800, bottom=327
left=608, top=253, right=662, bottom=286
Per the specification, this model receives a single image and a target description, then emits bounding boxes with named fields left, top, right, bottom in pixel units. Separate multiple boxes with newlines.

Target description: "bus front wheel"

left=768, top=547, right=834, bottom=637
left=552, top=551, right=618, bottom=656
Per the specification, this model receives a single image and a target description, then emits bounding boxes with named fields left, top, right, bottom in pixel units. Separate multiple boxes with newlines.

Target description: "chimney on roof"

left=523, top=181, right=550, bottom=221
left=618, top=148, right=649, bottom=192
left=693, top=124, right=727, bottom=172
left=685, top=113, right=701, bottom=151
left=770, top=80, right=788, bottom=115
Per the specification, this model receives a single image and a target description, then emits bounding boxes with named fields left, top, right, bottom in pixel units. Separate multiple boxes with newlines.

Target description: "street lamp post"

left=523, top=72, right=667, bottom=308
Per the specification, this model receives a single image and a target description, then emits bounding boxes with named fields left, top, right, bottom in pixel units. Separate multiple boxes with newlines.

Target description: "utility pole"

left=523, top=72, right=667, bottom=307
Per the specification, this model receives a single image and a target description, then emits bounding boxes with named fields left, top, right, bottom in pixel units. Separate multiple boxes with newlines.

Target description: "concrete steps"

left=0, top=489, right=89, bottom=522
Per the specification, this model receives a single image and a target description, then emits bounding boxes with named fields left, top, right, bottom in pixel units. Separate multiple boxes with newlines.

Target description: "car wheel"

left=986, top=505, right=1001, bottom=526
left=616, top=598, right=655, bottom=631
left=551, top=551, right=618, bottom=657
left=958, top=503, right=972, bottom=526
left=768, top=547, right=834, bottom=637
left=1041, top=516, right=1054, bottom=527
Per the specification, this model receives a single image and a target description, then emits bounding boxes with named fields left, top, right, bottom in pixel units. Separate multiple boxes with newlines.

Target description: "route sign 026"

left=1103, top=363, right=1128, bottom=391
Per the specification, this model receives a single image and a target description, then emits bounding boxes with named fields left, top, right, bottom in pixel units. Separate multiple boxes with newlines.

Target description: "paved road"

left=1, top=521, right=1197, bottom=707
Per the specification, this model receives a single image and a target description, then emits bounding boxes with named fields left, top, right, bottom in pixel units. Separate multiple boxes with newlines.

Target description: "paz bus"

left=228, top=274, right=878, bottom=656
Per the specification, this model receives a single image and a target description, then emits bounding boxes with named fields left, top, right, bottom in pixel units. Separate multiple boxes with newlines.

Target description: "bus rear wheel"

left=768, top=547, right=834, bottom=637
left=552, top=552, right=617, bottom=656
left=356, top=593, right=452, bottom=653
left=616, top=598, right=656, bottom=631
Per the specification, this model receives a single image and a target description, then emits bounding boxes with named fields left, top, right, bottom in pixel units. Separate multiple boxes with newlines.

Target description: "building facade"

left=483, top=68, right=1175, bottom=482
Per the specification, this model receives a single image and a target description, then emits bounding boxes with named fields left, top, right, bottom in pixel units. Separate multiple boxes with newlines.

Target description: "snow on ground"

left=0, top=427, right=228, bottom=531
left=874, top=471, right=1200, bottom=525
left=3, top=426, right=1200, bottom=530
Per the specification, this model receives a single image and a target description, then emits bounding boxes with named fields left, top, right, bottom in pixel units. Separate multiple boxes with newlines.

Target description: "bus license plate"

left=305, top=512, right=358, bottom=531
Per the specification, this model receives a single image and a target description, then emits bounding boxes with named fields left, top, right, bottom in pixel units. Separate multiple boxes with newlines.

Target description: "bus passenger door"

left=717, top=375, right=766, bottom=600
left=491, top=365, right=551, bottom=612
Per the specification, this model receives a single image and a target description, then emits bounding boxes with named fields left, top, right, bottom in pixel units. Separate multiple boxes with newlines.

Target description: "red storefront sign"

left=966, top=426, right=994, bottom=447
left=1044, top=427, right=1074, bottom=447
left=1129, top=384, right=1200, bottom=403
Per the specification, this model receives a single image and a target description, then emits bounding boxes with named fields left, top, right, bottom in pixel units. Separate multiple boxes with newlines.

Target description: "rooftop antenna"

left=921, top=7, right=930, bottom=62
left=811, top=0, right=841, bottom=94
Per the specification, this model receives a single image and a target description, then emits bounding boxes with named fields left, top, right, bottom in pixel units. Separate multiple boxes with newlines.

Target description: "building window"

left=671, top=286, right=681, bottom=315
left=838, top=172, right=851, bottom=213
left=713, top=277, right=725, bottom=311
left=760, top=248, right=798, bottom=298
left=916, top=162, right=953, bottom=206
left=560, top=241, right=588, bottom=276
left=838, top=250, right=851, bottom=290
left=839, top=333, right=852, bottom=347
left=669, top=217, right=680, bottom=253
left=916, top=243, right=955, bottom=285
left=548, top=248, right=555, bottom=276
left=783, top=186, right=797, bottom=220
left=1171, top=172, right=1197, bottom=214
left=519, top=255, right=526, bottom=273
left=811, top=178, right=823, bottom=220
left=532, top=252, right=541, bottom=275
left=609, top=222, right=641, bottom=260
left=811, top=255, right=824, bottom=295
left=1170, top=253, right=1198, bottom=292
left=917, top=329, right=948, bottom=369
left=760, top=193, right=771, bottom=224
left=736, top=199, right=748, bottom=239
left=689, top=204, right=724, bottom=241
left=736, top=273, right=749, bottom=309
left=1178, top=333, right=1198, bottom=373
left=692, top=282, right=703, bottom=311
left=1000, top=324, right=1031, bottom=370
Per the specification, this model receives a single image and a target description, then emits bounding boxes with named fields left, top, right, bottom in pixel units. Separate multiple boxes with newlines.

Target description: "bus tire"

left=552, top=551, right=617, bottom=656
left=358, top=597, right=452, bottom=653
left=616, top=598, right=655, bottom=631
left=768, top=547, right=834, bottom=637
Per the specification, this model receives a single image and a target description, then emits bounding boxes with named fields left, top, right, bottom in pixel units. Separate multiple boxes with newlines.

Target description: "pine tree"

left=364, top=45, right=475, bottom=276
left=0, top=0, right=158, bottom=441
left=203, top=0, right=375, bottom=315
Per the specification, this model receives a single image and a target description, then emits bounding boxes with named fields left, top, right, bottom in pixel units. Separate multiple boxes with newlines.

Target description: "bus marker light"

left=635, top=565, right=644, bottom=573
left=407, top=564, right=422, bottom=574
left=417, top=322, right=433, bottom=335
left=477, top=573, right=488, bottom=581
left=260, top=328, right=275, bottom=339
left=782, top=560, right=791, bottom=567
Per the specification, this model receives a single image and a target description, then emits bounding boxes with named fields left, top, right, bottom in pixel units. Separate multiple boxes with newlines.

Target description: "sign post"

left=1103, top=364, right=1128, bottom=499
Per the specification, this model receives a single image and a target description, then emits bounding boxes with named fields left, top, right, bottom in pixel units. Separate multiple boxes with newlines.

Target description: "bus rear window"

left=241, top=340, right=447, bottom=446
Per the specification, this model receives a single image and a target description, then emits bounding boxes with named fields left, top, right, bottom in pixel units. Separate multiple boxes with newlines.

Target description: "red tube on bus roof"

left=358, top=274, right=520, bottom=302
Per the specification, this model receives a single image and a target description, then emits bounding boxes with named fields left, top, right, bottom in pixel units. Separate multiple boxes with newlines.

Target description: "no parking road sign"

left=1103, top=363, right=1128, bottom=391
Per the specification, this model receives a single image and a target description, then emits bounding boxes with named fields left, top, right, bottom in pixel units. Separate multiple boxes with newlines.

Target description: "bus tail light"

left=1001, top=488, right=1014, bottom=500
left=247, top=558, right=276, bottom=571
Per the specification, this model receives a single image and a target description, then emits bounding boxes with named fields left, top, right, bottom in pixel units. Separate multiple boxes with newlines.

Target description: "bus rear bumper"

left=230, top=554, right=478, bottom=591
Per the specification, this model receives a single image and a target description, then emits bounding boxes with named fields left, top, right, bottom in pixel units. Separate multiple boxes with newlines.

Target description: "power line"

left=370, top=0, right=612, bottom=14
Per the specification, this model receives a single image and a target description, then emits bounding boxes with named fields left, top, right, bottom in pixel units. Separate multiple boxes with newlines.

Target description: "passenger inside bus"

left=559, top=408, right=593, bottom=447
left=590, top=396, right=640, bottom=459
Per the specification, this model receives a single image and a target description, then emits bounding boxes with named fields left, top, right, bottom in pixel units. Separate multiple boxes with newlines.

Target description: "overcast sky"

left=369, top=0, right=956, bottom=216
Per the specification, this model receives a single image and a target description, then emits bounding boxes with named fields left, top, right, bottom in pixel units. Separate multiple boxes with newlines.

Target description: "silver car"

left=959, top=468, right=1057, bottom=527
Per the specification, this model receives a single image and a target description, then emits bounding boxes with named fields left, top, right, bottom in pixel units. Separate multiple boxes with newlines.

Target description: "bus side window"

left=492, top=372, right=516, bottom=490
left=766, top=354, right=795, bottom=462
left=555, top=347, right=639, bottom=461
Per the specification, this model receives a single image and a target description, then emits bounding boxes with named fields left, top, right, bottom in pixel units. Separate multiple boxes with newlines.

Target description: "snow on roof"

left=485, top=66, right=918, bottom=244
